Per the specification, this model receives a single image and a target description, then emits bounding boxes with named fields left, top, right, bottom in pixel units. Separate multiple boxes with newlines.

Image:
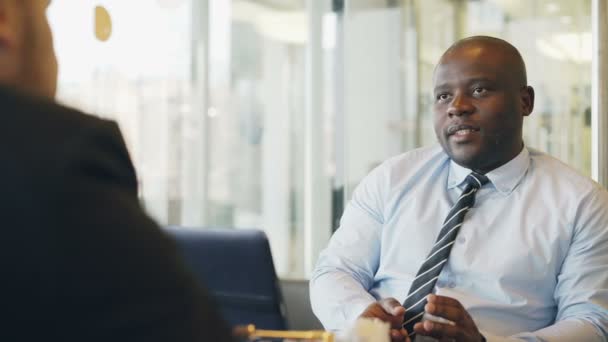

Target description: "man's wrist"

left=351, top=299, right=377, bottom=321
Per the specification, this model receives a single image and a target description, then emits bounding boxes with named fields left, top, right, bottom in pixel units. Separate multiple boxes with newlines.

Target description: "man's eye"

left=473, top=87, right=487, bottom=95
left=437, top=94, right=450, bottom=101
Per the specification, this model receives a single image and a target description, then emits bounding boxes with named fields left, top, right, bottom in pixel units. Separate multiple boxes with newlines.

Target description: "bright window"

left=48, top=0, right=594, bottom=279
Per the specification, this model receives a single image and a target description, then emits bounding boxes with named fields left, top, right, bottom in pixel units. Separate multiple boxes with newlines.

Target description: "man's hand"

left=413, top=294, right=484, bottom=342
left=359, top=298, right=411, bottom=342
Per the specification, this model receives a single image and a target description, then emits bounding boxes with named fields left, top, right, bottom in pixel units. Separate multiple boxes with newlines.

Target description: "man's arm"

left=418, top=188, right=608, bottom=342
left=537, top=186, right=608, bottom=341
left=45, top=120, right=233, bottom=341
left=480, top=320, right=603, bottom=342
left=310, top=163, right=390, bottom=331
left=416, top=295, right=603, bottom=342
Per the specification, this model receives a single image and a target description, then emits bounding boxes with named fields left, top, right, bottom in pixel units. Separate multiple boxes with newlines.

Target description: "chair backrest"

left=165, top=226, right=288, bottom=330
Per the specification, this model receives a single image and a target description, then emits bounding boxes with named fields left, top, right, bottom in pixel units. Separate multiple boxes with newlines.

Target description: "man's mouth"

left=447, top=124, right=480, bottom=136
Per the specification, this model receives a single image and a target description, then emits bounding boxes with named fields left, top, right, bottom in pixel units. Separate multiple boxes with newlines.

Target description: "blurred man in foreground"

left=1, top=1, right=233, bottom=340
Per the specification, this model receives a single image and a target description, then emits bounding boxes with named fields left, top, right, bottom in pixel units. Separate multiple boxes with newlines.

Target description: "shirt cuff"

left=344, top=298, right=376, bottom=325
left=479, top=330, right=516, bottom=342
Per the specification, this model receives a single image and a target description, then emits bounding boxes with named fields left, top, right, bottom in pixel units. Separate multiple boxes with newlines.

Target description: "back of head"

left=0, top=0, right=57, bottom=99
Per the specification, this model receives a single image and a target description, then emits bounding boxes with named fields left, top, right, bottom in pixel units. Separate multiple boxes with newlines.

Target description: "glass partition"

left=48, top=0, right=593, bottom=278
left=340, top=0, right=592, bottom=201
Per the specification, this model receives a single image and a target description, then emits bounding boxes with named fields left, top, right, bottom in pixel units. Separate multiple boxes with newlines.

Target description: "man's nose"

left=447, top=94, right=474, bottom=117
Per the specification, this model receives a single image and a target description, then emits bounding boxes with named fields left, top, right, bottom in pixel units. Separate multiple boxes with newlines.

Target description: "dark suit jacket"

left=0, top=88, right=234, bottom=341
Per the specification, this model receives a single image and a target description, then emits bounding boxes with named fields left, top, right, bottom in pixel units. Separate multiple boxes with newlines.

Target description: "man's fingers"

left=390, top=328, right=408, bottom=342
left=359, top=301, right=402, bottom=328
left=360, top=304, right=391, bottom=321
left=378, top=298, right=406, bottom=329
left=425, top=302, right=464, bottom=323
left=379, top=297, right=406, bottom=316
left=413, top=322, right=425, bottom=335
left=427, top=294, right=464, bottom=309
left=359, top=299, right=406, bottom=330
left=414, top=320, right=462, bottom=340
left=414, top=296, right=481, bottom=341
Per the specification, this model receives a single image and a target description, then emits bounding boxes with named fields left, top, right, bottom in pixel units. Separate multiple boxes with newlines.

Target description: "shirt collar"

left=447, top=146, right=530, bottom=194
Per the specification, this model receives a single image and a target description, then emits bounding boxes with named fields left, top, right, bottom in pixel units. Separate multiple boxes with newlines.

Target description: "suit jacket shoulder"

left=0, top=88, right=233, bottom=341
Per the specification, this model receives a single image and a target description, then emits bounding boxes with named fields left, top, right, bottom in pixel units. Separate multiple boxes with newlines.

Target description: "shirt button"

left=458, top=236, right=466, bottom=244
left=436, top=280, right=444, bottom=287
left=448, top=281, right=456, bottom=288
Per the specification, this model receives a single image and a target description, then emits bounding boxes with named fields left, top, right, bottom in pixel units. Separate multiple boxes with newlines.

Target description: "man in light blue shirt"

left=310, top=36, right=608, bottom=342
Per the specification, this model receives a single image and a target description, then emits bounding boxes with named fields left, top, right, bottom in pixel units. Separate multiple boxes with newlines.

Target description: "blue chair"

left=165, top=226, right=288, bottom=330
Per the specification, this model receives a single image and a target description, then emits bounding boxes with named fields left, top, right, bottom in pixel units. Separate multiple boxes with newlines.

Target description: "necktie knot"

left=465, top=172, right=489, bottom=189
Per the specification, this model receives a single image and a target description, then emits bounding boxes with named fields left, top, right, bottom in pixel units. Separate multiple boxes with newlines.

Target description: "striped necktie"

left=402, top=171, right=489, bottom=336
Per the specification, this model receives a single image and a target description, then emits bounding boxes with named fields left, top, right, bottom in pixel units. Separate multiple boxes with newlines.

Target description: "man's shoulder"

left=382, top=145, right=447, bottom=169
left=527, top=147, right=604, bottom=195
left=377, top=145, right=448, bottom=178
left=354, top=145, right=449, bottom=195
left=0, top=87, right=117, bottom=159
left=0, top=88, right=128, bottom=197
left=5, top=88, right=110, bottom=135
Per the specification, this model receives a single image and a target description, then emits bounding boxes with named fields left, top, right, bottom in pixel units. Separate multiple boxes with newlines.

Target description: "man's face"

left=432, top=45, right=532, bottom=172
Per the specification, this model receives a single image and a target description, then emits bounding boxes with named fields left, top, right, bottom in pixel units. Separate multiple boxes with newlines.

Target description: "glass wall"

left=341, top=0, right=592, bottom=202
left=49, top=0, right=194, bottom=225
left=48, top=0, right=593, bottom=278
left=205, top=0, right=315, bottom=277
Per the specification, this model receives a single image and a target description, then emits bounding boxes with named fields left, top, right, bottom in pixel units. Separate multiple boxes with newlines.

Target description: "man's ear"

left=0, top=1, right=20, bottom=50
left=521, top=85, right=535, bottom=117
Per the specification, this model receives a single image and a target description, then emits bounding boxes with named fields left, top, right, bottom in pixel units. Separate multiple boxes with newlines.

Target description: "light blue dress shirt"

left=310, top=146, right=608, bottom=341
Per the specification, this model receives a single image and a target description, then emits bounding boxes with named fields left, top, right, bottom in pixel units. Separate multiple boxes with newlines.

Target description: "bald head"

left=437, top=36, right=528, bottom=87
